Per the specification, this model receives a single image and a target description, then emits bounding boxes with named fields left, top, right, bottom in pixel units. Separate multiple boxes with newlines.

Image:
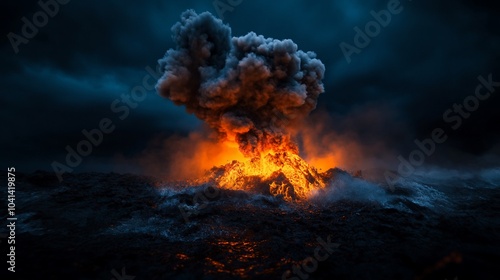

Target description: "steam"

left=156, top=10, right=325, bottom=157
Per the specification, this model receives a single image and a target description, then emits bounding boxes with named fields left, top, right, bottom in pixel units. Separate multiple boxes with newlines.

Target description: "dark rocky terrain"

left=1, top=170, right=499, bottom=279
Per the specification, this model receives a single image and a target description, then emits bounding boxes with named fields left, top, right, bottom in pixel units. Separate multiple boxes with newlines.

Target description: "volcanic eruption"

left=156, top=10, right=328, bottom=200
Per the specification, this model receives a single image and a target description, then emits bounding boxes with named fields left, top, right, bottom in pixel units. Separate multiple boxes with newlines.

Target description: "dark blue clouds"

left=1, top=0, right=499, bottom=172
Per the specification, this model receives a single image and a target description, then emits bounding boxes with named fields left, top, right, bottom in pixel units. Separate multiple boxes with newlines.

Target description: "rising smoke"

left=156, top=10, right=325, bottom=158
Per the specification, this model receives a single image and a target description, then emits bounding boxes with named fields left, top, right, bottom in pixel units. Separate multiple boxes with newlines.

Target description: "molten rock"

left=206, top=152, right=327, bottom=200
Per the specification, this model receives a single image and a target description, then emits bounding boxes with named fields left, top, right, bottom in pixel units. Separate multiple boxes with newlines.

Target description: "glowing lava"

left=206, top=148, right=327, bottom=201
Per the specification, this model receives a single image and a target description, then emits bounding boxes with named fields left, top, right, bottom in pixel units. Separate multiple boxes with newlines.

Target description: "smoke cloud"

left=156, top=10, right=325, bottom=157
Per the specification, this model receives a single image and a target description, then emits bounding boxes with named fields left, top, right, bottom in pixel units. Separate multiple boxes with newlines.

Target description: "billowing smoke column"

left=157, top=10, right=325, bottom=158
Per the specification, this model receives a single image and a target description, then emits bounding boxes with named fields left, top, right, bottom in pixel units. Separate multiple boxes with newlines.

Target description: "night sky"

left=1, top=0, right=499, bottom=176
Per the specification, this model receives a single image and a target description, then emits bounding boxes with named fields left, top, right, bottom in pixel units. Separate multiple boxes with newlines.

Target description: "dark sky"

left=1, top=0, right=499, bottom=175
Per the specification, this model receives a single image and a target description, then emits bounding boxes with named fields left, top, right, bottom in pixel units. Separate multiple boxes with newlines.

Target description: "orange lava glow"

left=210, top=149, right=327, bottom=200
left=176, top=133, right=335, bottom=201
left=139, top=123, right=346, bottom=200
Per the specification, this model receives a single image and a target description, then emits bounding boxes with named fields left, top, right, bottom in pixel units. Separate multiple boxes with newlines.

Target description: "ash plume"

left=156, top=10, right=325, bottom=157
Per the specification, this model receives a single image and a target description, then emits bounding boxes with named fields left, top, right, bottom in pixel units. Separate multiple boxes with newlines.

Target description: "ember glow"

left=209, top=150, right=327, bottom=200
left=156, top=10, right=329, bottom=200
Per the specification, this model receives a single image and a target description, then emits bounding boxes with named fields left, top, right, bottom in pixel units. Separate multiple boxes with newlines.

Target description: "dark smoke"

left=156, top=10, right=325, bottom=157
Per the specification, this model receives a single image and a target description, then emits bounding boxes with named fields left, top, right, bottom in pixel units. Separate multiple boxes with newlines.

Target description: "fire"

left=204, top=145, right=327, bottom=201
left=137, top=125, right=345, bottom=201
left=152, top=11, right=331, bottom=200
left=138, top=128, right=340, bottom=201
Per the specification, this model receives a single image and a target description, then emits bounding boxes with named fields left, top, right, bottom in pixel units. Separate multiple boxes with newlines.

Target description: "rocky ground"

left=1, top=170, right=499, bottom=279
